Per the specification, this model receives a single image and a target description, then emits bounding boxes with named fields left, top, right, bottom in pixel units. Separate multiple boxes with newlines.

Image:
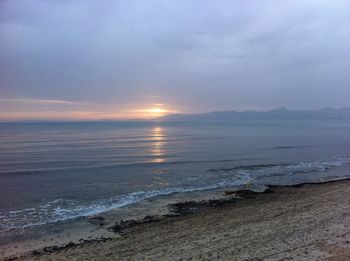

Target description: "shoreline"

left=2, top=179, right=350, bottom=260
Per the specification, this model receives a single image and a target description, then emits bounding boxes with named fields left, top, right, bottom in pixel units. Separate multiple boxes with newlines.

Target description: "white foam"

left=1, top=157, right=349, bottom=231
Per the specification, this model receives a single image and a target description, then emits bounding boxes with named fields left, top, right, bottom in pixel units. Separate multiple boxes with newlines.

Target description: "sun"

left=132, top=104, right=177, bottom=118
left=146, top=108, right=169, bottom=114
left=144, top=107, right=171, bottom=117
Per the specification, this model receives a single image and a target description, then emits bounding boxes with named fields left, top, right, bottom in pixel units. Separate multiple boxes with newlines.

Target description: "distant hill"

left=160, top=107, right=350, bottom=122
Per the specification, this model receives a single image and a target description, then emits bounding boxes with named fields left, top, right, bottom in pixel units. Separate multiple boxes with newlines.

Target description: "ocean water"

left=0, top=119, right=350, bottom=230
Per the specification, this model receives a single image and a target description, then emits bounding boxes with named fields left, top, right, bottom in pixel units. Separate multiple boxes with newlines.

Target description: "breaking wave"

left=1, top=157, right=349, bottom=231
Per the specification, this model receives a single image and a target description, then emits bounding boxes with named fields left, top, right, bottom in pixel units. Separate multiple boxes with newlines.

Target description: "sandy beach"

left=2, top=179, right=349, bottom=261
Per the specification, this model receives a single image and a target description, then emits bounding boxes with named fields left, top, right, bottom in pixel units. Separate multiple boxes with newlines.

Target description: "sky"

left=0, top=0, right=350, bottom=120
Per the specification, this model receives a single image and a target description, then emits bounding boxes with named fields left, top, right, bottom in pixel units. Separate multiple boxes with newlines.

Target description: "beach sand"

left=3, top=180, right=350, bottom=260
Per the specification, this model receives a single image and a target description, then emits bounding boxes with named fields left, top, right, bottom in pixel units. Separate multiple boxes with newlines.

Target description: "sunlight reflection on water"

left=150, top=126, right=166, bottom=163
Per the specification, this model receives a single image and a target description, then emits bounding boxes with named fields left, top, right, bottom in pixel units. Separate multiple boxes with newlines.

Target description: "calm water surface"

left=1, top=120, right=350, bottom=230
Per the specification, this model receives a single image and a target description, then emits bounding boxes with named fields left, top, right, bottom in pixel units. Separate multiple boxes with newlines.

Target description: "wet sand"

left=2, top=180, right=350, bottom=260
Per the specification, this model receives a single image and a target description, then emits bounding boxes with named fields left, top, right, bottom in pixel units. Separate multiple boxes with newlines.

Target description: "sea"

left=1, top=119, right=350, bottom=231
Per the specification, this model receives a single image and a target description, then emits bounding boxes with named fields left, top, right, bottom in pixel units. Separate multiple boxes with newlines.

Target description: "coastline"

left=2, top=179, right=350, bottom=260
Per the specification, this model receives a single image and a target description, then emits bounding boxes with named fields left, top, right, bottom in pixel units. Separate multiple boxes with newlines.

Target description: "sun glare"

left=132, top=104, right=177, bottom=118
left=147, top=108, right=168, bottom=114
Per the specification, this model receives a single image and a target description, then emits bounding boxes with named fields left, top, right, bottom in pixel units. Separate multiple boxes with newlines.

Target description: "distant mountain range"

left=160, top=107, right=350, bottom=122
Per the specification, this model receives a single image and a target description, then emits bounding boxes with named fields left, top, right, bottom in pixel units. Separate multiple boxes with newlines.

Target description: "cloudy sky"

left=0, top=0, right=349, bottom=120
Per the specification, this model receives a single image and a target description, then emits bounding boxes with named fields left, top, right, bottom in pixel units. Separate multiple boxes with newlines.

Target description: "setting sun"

left=131, top=104, right=178, bottom=118
left=146, top=108, right=169, bottom=114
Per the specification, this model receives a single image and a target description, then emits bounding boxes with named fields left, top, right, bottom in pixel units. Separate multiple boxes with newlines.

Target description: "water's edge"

left=2, top=178, right=350, bottom=260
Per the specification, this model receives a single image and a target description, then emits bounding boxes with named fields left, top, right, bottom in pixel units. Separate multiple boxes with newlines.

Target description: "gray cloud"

left=0, top=0, right=350, bottom=119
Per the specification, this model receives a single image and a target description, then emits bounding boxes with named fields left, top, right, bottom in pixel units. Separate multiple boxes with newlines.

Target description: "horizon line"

left=1, top=107, right=350, bottom=123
